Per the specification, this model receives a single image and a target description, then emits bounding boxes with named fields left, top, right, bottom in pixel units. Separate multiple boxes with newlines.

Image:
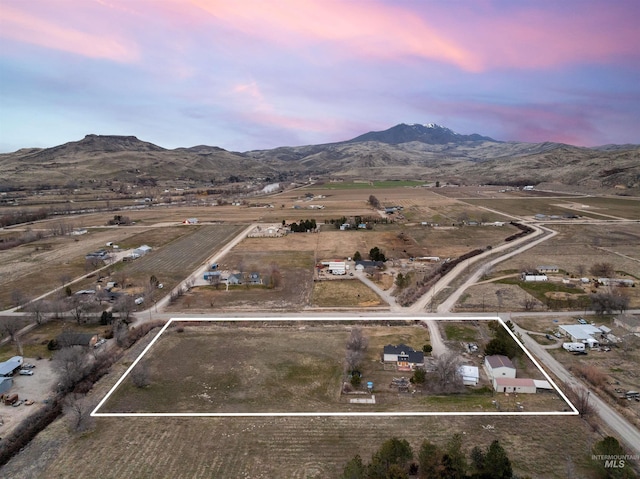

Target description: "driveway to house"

left=140, top=223, right=257, bottom=321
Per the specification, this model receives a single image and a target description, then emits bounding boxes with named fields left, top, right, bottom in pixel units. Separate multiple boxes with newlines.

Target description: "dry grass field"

left=99, top=322, right=565, bottom=416
left=310, top=280, right=386, bottom=308
left=0, top=323, right=607, bottom=479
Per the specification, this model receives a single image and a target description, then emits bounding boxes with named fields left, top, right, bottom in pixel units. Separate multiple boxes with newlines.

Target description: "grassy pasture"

left=462, top=197, right=613, bottom=219
left=310, top=280, right=386, bottom=307
left=316, top=180, right=426, bottom=189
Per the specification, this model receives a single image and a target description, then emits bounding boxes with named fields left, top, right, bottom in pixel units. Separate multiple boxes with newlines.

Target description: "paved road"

left=509, top=317, right=640, bottom=456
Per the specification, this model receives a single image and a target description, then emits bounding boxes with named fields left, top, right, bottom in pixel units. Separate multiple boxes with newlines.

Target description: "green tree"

left=422, top=344, right=433, bottom=355
left=353, top=251, right=362, bottom=261
left=368, top=437, right=413, bottom=479
left=341, top=455, right=366, bottom=479
left=411, top=367, right=426, bottom=384
left=418, top=441, right=442, bottom=479
left=441, top=433, right=467, bottom=479
left=369, top=246, right=386, bottom=262
left=591, top=436, right=635, bottom=479
left=483, top=440, right=512, bottom=479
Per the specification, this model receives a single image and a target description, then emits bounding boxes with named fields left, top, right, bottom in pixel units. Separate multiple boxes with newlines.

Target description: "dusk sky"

left=1, top=0, right=639, bottom=152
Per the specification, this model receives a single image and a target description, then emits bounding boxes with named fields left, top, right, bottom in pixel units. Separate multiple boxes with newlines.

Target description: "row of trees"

left=289, top=219, right=317, bottom=232
left=341, top=434, right=514, bottom=479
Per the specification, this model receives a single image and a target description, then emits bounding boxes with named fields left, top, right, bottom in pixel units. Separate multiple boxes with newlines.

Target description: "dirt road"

left=510, top=317, right=640, bottom=456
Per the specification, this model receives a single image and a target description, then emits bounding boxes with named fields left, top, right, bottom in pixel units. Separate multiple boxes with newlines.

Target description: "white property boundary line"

left=91, top=316, right=578, bottom=417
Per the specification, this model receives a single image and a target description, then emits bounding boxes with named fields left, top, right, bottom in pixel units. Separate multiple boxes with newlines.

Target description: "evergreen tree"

left=341, top=455, right=366, bottom=479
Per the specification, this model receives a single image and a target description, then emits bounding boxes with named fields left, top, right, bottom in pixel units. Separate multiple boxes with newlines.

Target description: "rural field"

left=0, top=324, right=605, bottom=479
left=99, top=321, right=566, bottom=415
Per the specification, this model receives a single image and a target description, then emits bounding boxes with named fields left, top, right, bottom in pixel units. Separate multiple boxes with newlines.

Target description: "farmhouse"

left=0, top=356, right=23, bottom=377
left=484, top=355, right=516, bottom=380
left=458, top=365, right=480, bottom=386
left=354, top=260, right=384, bottom=271
left=56, top=332, right=99, bottom=348
left=537, top=265, right=559, bottom=273
left=226, top=273, right=243, bottom=285
left=383, top=344, right=424, bottom=371
left=494, top=377, right=536, bottom=394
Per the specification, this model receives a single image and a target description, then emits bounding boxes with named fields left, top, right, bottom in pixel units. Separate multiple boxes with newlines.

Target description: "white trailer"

left=563, top=342, right=585, bottom=352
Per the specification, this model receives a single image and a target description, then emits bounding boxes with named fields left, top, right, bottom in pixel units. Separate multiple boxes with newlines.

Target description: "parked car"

left=577, top=318, right=587, bottom=324
left=22, top=363, right=36, bottom=369
left=134, top=297, right=144, bottom=305
left=545, top=334, right=555, bottom=340
left=19, top=369, right=34, bottom=376
left=94, top=338, right=107, bottom=348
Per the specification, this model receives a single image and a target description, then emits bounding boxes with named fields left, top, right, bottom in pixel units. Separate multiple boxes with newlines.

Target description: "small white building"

left=494, top=377, right=536, bottom=394
left=484, top=355, right=516, bottom=381
left=458, top=365, right=480, bottom=386
left=133, top=245, right=152, bottom=257
left=521, top=273, right=548, bottom=282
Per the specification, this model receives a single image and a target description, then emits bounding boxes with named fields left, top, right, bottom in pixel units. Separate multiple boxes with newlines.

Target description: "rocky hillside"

left=1, top=127, right=638, bottom=192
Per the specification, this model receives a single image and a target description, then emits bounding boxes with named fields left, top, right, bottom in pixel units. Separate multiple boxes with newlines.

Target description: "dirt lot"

left=310, top=280, right=387, bottom=308
left=0, top=357, right=58, bottom=440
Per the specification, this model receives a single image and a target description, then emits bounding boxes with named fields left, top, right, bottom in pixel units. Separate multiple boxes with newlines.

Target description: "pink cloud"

left=0, top=3, right=138, bottom=62
left=187, top=0, right=482, bottom=71
left=184, top=1, right=639, bottom=72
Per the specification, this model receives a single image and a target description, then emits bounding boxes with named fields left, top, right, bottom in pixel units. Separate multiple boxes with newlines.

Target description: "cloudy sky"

left=1, top=0, right=639, bottom=152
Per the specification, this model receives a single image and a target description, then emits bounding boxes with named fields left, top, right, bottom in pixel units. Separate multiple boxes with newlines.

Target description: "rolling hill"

left=0, top=126, right=638, bottom=193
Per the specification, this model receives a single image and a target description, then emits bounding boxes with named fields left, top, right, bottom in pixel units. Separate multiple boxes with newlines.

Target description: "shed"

left=484, top=355, right=516, bottom=380
left=494, top=377, right=536, bottom=394
left=559, top=324, right=601, bottom=344
left=458, top=365, right=480, bottom=386
left=0, top=377, right=13, bottom=395
left=133, top=245, right=152, bottom=257
left=0, top=356, right=23, bottom=377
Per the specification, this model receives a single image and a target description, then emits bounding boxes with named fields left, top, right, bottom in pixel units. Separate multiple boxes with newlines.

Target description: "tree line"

left=341, top=434, right=515, bottom=479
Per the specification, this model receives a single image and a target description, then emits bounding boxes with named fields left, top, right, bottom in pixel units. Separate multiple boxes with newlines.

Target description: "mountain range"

left=1, top=124, right=638, bottom=192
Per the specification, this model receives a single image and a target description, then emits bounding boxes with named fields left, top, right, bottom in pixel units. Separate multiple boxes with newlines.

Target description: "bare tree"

left=345, top=349, right=363, bottom=373
left=10, top=289, right=25, bottom=308
left=566, top=386, right=594, bottom=418
left=113, top=296, right=135, bottom=323
left=64, top=393, right=95, bottom=433
left=589, top=262, right=614, bottom=278
left=346, top=328, right=368, bottom=352
left=521, top=295, right=538, bottom=311
left=130, top=362, right=151, bottom=388
left=0, top=317, right=23, bottom=343
left=430, top=351, right=463, bottom=392
left=575, top=264, right=586, bottom=277
left=25, top=300, right=47, bottom=325
left=54, top=346, right=91, bottom=392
